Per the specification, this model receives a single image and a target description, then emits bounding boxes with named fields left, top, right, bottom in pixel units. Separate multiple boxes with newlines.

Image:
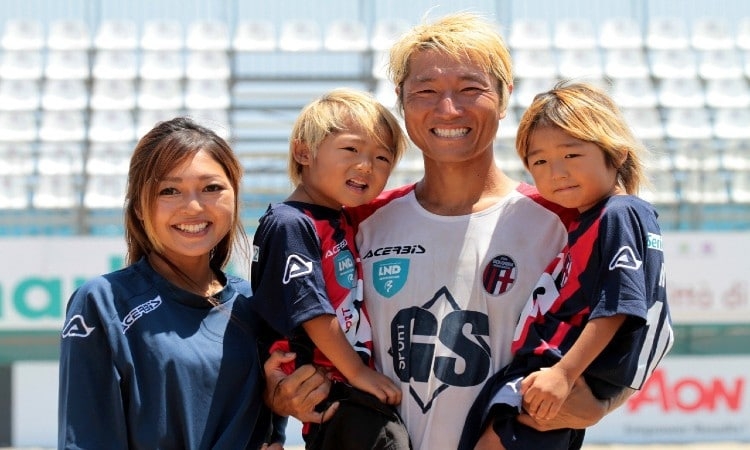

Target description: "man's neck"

left=415, top=161, right=518, bottom=216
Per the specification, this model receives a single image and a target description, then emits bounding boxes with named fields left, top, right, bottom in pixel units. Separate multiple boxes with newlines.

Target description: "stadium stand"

left=0, top=7, right=749, bottom=237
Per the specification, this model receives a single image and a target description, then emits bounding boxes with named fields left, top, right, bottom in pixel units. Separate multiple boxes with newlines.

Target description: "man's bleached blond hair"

left=388, top=12, right=514, bottom=114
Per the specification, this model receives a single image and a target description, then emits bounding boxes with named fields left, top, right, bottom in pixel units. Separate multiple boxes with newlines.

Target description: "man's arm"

left=517, top=377, right=635, bottom=431
left=263, top=350, right=338, bottom=423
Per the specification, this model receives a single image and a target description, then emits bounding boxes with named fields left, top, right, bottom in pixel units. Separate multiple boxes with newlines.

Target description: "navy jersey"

left=513, top=195, right=674, bottom=392
left=251, top=201, right=374, bottom=380
left=58, top=257, right=272, bottom=450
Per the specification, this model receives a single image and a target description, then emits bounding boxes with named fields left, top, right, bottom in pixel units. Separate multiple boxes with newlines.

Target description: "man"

left=266, top=12, right=632, bottom=450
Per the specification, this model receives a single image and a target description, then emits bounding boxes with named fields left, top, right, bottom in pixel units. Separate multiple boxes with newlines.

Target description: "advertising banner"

left=587, top=355, right=750, bottom=443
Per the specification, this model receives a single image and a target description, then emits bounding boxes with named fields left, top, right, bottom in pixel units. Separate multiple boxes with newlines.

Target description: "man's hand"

left=517, top=377, right=606, bottom=431
left=264, top=351, right=337, bottom=423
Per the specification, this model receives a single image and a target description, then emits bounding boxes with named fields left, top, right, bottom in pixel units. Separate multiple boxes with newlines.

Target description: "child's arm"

left=521, top=313, right=627, bottom=420
left=302, top=314, right=402, bottom=405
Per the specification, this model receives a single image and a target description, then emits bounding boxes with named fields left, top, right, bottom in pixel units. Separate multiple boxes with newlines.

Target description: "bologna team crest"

left=483, top=254, right=517, bottom=295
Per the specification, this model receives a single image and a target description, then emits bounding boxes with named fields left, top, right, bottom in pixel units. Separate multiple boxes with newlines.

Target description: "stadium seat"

left=0, top=50, right=43, bottom=79
left=46, top=19, right=91, bottom=51
left=713, top=107, right=750, bottom=141
left=516, top=78, right=562, bottom=107
left=136, top=109, right=181, bottom=138
left=705, top=78, right=750, bottom=109
left=703, top=171, right=731, bottom=203
left=324, top=19, right=368, bottom=52
left=44, top=50, right=90, bottom=80
left=648, top=48, right=698, bottom=79
left=610, top=77, right=658, bottom=108
left=0, top=174, right=30, bottom=209
left=0, top=111, right=37, bottom=142
left=645, top=17, right=690, bottom=49
left=36, top=142, right=84, bottom=174
left=494, top=109, right=524, bottom=171
left=513, top=48, right=558, bottom=79
left=723, top=142, right=750, bottom=171
left=640, top=167, right=678, bottom=205
left=90, top=78, right=137, bottom=110
left=279, top=19, right=322, bottom=51
left=691, top=17, right=734, bottom=50
left=370, top=18, right=411, bottom=51
left=620, top=106, right=665, bottom=143
left=737, top=17, right=750, bottom=50
left=86, top=142, right=132, bottom=175
left=137, top=78, right=184, bottom=110
left=598, top=17, right=644, bottom=49
left=729, top=170, right=750, bottom=202
left=88, top=110, right=136, bottom=143
left=371, top=50, right=389, bottom=79
left=92, top=49, right=138, bottom=80
left=508, top=18, right=551, bottom=50
left=232, top=19, right=276, bottom=52
left=514, top=77, right=558, bottom=108
left=186, top=19, right=230, bottom=51
left=697, top=48, right=744, bottom=80
left=41, top=79, right=89, bottom=110
left=140, top=19, right=183, bottom=50
left=184, top=78, right=231, bottom=110
left=603, top=48, right=651, bottom=79
left=185, top=50, right=231, bottom=80
left=93, top=19, right=138, bottom=50
left=664, top=106, right=713, bottom=140
left=0, top=143, right=34, bottom=175
left=373, top=79, right=397, bottom=110
left=139, top=49, right=184, bottom=79
left=657, top=77, right=705, bottom=108
left=32, top=173, right=80, bottom=209
left=187, top=108, right=231, bottom=139
left=553, top=18, right=597, bottom=49
left=0, top=79, right=40, bottom=111
left=1, top=18, right=44, bottom=50
left=38, top=110, right=86, bottom=142
left=557, top=48, right=603, bottom=79
left=83, top=173, right=127, bottom=209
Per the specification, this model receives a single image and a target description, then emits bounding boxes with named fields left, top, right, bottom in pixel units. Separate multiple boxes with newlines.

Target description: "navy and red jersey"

left=250, top=201, right=374, bottom=381
left=512, top=195, right=674, bottom=393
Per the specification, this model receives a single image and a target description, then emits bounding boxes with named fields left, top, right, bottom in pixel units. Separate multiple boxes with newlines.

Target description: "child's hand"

left=350, top=366, right=402, bottom=405
left=520, top=366, right=574, bottom=420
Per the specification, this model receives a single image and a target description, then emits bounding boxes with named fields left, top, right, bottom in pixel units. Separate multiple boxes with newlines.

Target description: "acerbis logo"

left=122, top=298, right=162, bottom=334
left=282, top=254, right=314, bottom=284
left=61, top=314, right=95, bottom=338
left=609, top=246, right=642, bottom=271
left=362, top=245, right=425, bottom=259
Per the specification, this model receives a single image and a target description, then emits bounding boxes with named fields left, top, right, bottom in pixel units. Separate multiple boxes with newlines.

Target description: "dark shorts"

left=492, top=413, right=585, bottom=450
left=304, top=382, right=412, bottom=450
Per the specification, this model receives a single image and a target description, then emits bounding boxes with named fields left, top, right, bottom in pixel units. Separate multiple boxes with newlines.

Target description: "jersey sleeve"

left=58, top=283, right=129, bottom=449
left=587, top=200, right=672, bottom=390
left=251, top=206, right=335, bottom=337
left=589, top=204, right=651, bottom=325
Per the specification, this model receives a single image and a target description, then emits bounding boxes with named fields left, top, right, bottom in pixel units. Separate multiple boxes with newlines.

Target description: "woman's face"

left=149, top=149, right=235, bottom=266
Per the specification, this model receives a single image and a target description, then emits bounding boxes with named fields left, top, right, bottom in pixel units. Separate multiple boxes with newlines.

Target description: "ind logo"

left=373, top=258, right=408, bottom=298
left=334, top=250, right=356, bottom=288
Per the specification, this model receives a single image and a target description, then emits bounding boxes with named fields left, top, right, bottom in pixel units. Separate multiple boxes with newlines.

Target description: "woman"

left=58, top=117, right=277, bottom=449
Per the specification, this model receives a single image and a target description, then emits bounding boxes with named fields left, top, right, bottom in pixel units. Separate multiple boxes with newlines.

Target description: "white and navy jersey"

left=58, top=258, right=272, bottom=450
left=513, top=195, right=674, bottom=393
left=349, top=183, right=572, bottom=450
left=251, top=201, right=373, bottom=380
